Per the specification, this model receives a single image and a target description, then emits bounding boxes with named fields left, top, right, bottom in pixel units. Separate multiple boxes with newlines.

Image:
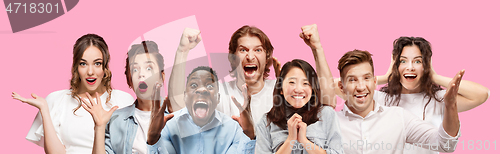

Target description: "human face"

left=131, top=53, right=162, bottom=100
left=339, top=62, right=376, bottom=117
left=235, top=35, right=267, bottom=84
left=282, top=67, right=312, bottom=109
left=398, top=45, right=423, bottom=93
left=184, top=70, right=219, bottom=127
left=78, top=46, right=105, bottom=94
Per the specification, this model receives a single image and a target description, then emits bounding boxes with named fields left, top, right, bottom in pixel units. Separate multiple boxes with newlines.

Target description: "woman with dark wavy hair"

left=12, top=34, right=134, bottom=154
left=256, top=59, right=343, bottom=154
left=376, top=36, right=489, bottom=154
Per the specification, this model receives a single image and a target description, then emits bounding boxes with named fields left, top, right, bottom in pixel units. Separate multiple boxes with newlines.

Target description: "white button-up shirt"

left=336, top=101, right=460, bottom=154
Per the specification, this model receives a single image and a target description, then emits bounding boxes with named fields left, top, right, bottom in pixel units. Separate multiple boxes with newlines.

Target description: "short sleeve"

left=25, top=90, right=68, bottom=147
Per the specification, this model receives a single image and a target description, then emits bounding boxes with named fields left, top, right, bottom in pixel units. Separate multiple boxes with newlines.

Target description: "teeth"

left=195, top=101, right=208, bottom=105
left=404, top=74, right=416, bottom=77
left=355, top=94, right=368, bottom=98
left=87, top=79, right=96, bottom=82
left=245, top=65, right=257, bottom=68
left=292, top=96, right=305, bottom=99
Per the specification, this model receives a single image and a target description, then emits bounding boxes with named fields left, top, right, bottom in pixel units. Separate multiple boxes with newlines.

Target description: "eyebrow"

left=80, top=58, right=103, bottom=62
left=132, top=61, right=156, bottom=65
left=400, top=56, right=423, bottom=59
left=237, top=45, right=263, bottom=48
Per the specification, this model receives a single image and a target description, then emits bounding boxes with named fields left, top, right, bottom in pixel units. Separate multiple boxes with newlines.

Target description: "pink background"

left=1, top=0, right=498, bottom=153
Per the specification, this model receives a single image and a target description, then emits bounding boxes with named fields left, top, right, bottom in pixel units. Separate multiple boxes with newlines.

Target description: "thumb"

left=232, top=115, right=240, bottom=121
left=109, top=106, right=119, bottom=114
left=163, top=114, right=174, bottom=123
left=31, top=93, right=39, bottom=99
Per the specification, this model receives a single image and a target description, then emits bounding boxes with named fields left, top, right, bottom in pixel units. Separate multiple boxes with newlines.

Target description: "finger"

left=12, top=92, right=27, bottom=102
left=80, top=96, right=93, bottom=108
left=31, top=93, right=39, bottom=99
left=152, top=83, right=160, bottom=111
left=195, top=32, right=202, bottom=43
left=85, top=92, right=95, bottom=105
left=231, top=96, right=244, bottom=112
left=108, top=106, right=119, bottom=114
left=81, top=101, right=92, bottom=112
left=232, top=115, right=240, bottom=122
left=163, top=114, right=174, bottom=123
left=160, top=95, right=168, bottom=113
left=95, top=92, right=102, bottom=105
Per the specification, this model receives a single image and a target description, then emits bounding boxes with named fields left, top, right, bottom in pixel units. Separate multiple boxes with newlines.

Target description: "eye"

left=240, top=48, right=247, bottom=52
left=304, top=82, right=310, bottom=86
left=415, top=60, right=422, bottom=64
left=190, top=83, right=198, bottom=88
left=348, top=78, right=355, bottom=82
left=147, top=67, right=152, bottom=71
left=289, top=81, right=295, bottom=84
left=79, top=62, right=86, bottom=66
left=207, top=84, right=214, bottom=89
left=95, top=62, right=102, bottom=66
left=132, top=68, right=138, bottom=73
left=256, top=48, right=263, bottom=52
left=400, top=60, right=406, bottom=64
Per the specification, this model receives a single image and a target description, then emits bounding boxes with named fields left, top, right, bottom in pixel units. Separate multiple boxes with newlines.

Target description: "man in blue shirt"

left=147, top=66, right=256, bottom=154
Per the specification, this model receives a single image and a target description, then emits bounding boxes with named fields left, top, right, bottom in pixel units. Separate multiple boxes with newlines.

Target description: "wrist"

left=94, top=125, right=106, bottom=130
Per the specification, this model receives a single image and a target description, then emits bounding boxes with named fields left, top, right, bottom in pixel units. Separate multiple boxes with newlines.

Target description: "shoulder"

left=46, top=89, right=72, bottom=100
left=110, top=89, right=135, bottom=107
left=319, top=106, right=338, bottom=120
left=112, top=104, right=135, bottom=116
left=265, top=79, right=276, bottom=87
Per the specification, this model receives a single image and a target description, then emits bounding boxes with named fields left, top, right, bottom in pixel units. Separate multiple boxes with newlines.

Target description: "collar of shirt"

left=341, top=100, right=385, bottom=119
left=175, top=107, right=224, bottom=138
left=122, top=101, right=139, bottom=124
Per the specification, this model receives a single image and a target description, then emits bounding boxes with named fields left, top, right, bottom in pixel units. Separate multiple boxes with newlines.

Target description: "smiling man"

left=147, top=66, right=255, bottom=154
left=336, top=49, right=462, bottom=154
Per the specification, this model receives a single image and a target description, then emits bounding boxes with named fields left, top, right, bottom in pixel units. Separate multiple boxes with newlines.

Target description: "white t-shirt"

left=216, top=79, right=276, bottom=124
left=374, top=90, right=447, bottom=154
left=26, top=89, right=135, bottom=154
left=132, top=108, right=151, bottom=154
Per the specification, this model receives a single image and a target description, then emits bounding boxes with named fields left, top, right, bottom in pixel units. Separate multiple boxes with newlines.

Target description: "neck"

left=136, top=98, right=153, bottom=111
left=348, top=100, right=375, bottom=118
left=77, top=85, right=106, bottom=98
left=401, top=85, right=422, bottom=94
left=237, top=77, right=265, bottom=95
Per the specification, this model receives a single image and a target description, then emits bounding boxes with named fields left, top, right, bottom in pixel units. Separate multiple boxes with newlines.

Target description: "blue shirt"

left=105, top=102, right=168, bottom=154
left=148, top=108, right=256, bottom=154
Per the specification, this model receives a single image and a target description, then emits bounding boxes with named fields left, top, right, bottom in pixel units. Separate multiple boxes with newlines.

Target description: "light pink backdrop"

left=1, top=0, right=498, bottom=153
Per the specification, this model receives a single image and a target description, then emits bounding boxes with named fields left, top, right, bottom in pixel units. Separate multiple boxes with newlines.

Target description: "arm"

left=276, top=113, right=301, bottom=154
left=12, top=92, right=66, bottom=154
left=80, top=92, right=118, bottom=154
left=404, top=70, right=463, bottom=152
left=376, top=54, right=394, bottom=85
left=300, top=24, right=336, bottom=108
left=168, top=28, right=202, bottom=112
left=231, top=84, right=255, bottom=139
left=297, top=122, right=326, bottom=154
left=148, top=84, right=174, bottom=145
left=431, top=68, right=489, bottom=112
left=255, top=117, right=274, bottom=153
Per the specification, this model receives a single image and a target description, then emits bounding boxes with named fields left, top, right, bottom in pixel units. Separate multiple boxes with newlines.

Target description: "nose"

left=406, top=63, right=415, bottom=71
left=87, top=65, right=94, bottom=76
left=246, top=50, right=255, bottom=61
left=138, top=68, right=146, bottom=79
left=195, top=86, right=209, bottom=95
left=293, top=84, right=304, bottom=93
left=355, top=80, right=367, bottom=91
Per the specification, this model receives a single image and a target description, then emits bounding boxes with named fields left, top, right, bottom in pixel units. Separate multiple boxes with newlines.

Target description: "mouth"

left=291, top=95, right=305, bottom=99
left=86, top=77, right=97, bottom=85
left=354, top=93, right=368, bottom=102
left=243, top=64, right=258, bottom=77
left=193, top=101, right=209, bottom=119
left=403, top=74, right=417, bottom=81
left=138, top=81, right=148, bottom=92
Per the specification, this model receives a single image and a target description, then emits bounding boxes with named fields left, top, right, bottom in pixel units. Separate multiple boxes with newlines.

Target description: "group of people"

left=12, top=24, right=489, bottom=154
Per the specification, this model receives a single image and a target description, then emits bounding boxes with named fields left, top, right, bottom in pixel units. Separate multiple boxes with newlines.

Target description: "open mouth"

left=292, top=95, right=305, bottom=99
left=193, top=101, right=209, bottom=118
left=243, top=64, right=258, bottom=77
left=86, top=77, right=97, bottom=85
left=403, top=74, right=417, bottom=81
left=138, top=81, right=148, bottom=92
left=354, top=93, right=368, bottom=102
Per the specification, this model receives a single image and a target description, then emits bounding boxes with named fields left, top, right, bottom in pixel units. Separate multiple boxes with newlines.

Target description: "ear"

left=216, top=93, right=220, bottom=105
left=338, top=80, right=345, bottom=94
left=184, top=91, right=187, bottom=103
left=374, top=76, right=378, bottom=85
left=161, top=71, right=166, bottom=82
